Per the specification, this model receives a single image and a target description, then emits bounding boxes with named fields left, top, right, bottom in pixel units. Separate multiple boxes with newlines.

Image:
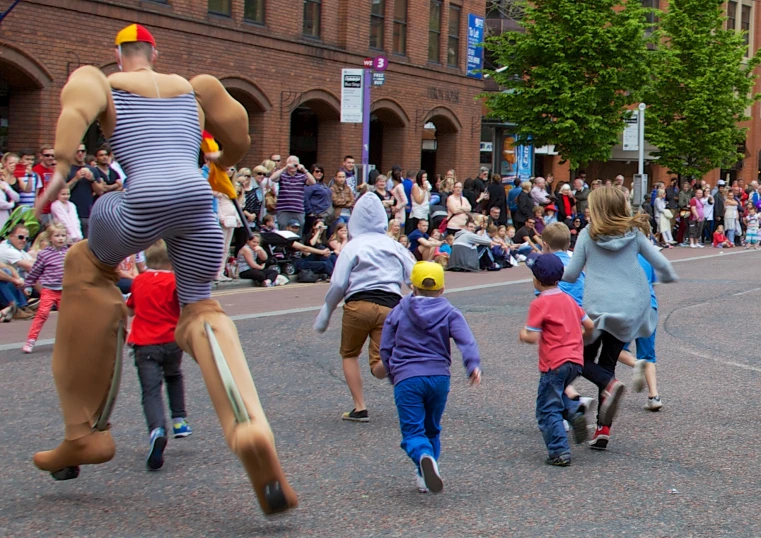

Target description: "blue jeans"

left=516, top=245, right=537, bottom=257
left=394, top=375, right=450, bottom=472
left=0, top=269, right=27, bottom=308
left=536, top=362, right=582, bottom=458
left=294, top=257, right=334, bottom=276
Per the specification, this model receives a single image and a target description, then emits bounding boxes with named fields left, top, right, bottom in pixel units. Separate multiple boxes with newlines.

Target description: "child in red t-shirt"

left=520, top=253, right=594, bottom=466
left=127, top=239, right=191, bottom=471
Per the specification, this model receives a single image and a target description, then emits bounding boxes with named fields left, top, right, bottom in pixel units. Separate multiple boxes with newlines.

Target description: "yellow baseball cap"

left=411, top=261, right=445, bottom=291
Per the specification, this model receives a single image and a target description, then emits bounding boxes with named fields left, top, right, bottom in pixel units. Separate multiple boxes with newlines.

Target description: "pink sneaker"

left=21, top=339, right=35, bottom=353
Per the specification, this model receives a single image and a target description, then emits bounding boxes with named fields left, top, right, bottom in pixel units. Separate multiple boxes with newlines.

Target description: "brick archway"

left=290, top=89, right=341, bottom=168
left=220, top=77, right=272, bottom=165
left=370, top=98, right=410, bottom=172
left=422, top=106, right=462, bottom=177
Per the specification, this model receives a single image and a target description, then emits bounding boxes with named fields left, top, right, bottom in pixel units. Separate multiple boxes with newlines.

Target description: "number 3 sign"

left=373, top=55, right=388, bottom=72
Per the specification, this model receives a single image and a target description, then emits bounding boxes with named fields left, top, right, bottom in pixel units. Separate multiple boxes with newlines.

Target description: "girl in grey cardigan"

left=563, top=187, right=678, bottom=450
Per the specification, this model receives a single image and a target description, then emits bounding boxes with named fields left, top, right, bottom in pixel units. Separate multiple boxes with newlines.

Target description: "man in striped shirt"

left=270, top=155, right=315, bottom=234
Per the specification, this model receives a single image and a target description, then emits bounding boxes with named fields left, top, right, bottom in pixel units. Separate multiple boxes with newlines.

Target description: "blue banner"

left=467, top=14, right=484, bottom=79
left=515, top=143, right=534, bottom=181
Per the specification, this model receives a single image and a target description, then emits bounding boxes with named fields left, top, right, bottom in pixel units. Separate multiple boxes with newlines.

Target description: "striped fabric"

left=25, top=245, right=68, bottom=290
left=276, top=172, right=308, bottom=213
left=88, top=90, right=223, bottom=304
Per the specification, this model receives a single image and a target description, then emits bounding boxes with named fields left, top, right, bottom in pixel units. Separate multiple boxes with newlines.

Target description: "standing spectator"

left=688, top=188, right=705, bottom=248
left=677, top=181, right=692, bottom=245
left=213, top=188, right=242, bottom=281
left=445, top=181, right=472, bottom=236
left=0, top=169, right=19, bottom=229
left=544, top=173, right=557, bottom=198
left=714, top=181, right=726, bottom=231
left=507, top=178, right=522, bottom=221
left=51, top=188, right=83, bottom=243
left=66, top=143, right=103, bottom=238
left=270, top=155, right=316, bottom=232
left=515, top=181, right=535, bottom=231
left=2, top=153, right=24, bottom=200
left=21, top=224, right=68, bottom=353
left=531, top=177, right=550, bottom=206
left=474, top=167, right=489, bottom=196
left=557, top=184, right=576, bottom=225
left=701, top=189, right=715, bottom=244
left=389, top=164, right=404, bottom=191
left=269, top=153, right=282, bottom=169
left=14, top=149, right=39, bottom=208
left=373, top=174, right=395, bottom=221
left=614, top=175, right=625, bottom=188
left=573, top=178, right=589, bottom=215
left=304, top=163, right=333, bottom=234
left=408, top=170, right=431, bottom=233
left=724, top=191, right=740, bottom=245
left=401, top=170, right=416, bottom=229
left=665, top=178, right=679, bottom=214
left=93, top=145, right=123, bottom=198
left=654, top=189, right=674, bottom=246
left=486, top=173, right=508, bottom=225
left=340, top=155, right=357, bottom=194
left=391, top=176, right=408, bottom=225
left=331, top=169, right=355, bottom=226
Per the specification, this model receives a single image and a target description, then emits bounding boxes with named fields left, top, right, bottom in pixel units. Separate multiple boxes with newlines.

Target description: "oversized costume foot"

left=33, top=241, right=127, bottom=478
left=175, top=300, right=298, bottom=515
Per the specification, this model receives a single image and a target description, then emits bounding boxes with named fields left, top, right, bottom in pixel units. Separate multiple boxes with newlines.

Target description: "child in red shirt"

left=712, top=225, right=734, bottom=248
left=520, top=253, right=594, bottom=466
left=127, top=239, right=191, bottom=471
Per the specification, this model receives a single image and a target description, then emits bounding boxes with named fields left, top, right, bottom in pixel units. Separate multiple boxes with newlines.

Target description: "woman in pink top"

left=50, top=188, right=83, bottom=243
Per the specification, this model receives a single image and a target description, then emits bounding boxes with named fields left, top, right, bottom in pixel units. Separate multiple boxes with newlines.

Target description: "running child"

left=127, top=239, right=192, bottom=471
left=22, top=224, right=69, bottom=353
left=563, top=186, right=677, bottom=450
left=520, top=253, right=594, bottom=465
left=380, top=261, right=481, bottom=492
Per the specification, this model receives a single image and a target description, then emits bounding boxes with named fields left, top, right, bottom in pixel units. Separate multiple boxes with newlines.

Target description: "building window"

left=727, top=1, right=737, bottom=31
left=208, top=0, right=231, bottom=16
left=393, top=0, right=407, bottom=55
left=642, top=0, right=659, bottom=25
left=371, top=0, right=385, bottom=49
left=741, top=4, right=751, bottom=50
left=244, top=0, right=265, bottom=23
left=303, top=0, right=321, bottom=38
left=428, top=0, right=442, bottom=63
left=447, top=4, right=461, bottom=67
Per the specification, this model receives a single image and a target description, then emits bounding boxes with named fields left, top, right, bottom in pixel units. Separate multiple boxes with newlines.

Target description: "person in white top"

left=531, top=177, right=550, bottom=206
left=409, top=169, right=431, bottom=231
left=50, top=188, right=83, bottom=243
left=701, top=189, right=714, bottom=244
left=0, top=177, right=19, bottom=229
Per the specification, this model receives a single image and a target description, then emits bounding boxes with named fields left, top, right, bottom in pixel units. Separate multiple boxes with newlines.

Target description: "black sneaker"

left=546, top=453, right=571, bottom=466
left=341, top=409, right=369, bottom=422
left=569, top=411, right=588, bottom=445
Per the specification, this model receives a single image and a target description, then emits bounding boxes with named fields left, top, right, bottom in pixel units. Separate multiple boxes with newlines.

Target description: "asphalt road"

left=1, top=248, right=759, bottom=537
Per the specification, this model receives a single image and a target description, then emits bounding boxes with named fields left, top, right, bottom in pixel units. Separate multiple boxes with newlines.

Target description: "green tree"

left=482, top=0, right=650, bottom=169
left=644, top=0, right=760, bottom=178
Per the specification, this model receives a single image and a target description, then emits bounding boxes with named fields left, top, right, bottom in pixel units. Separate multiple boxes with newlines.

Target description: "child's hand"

left=469, top=368, right=482, bottom=386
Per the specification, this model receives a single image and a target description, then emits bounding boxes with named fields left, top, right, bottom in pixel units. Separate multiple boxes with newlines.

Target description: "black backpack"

left=296, top=269, right=319, bottom=283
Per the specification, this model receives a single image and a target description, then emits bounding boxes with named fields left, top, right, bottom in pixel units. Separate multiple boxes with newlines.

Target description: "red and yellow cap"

left=115, top=24, right=156, bottom=47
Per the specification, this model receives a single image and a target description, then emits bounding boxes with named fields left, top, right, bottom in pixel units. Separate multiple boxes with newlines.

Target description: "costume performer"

left=32, top=24, right=297, bottom=515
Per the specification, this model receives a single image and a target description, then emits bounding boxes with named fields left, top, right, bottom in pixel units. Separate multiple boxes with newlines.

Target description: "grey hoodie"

left=314, top=193, right=416, bottom=332
left=563, top=227, right=678, bottom=342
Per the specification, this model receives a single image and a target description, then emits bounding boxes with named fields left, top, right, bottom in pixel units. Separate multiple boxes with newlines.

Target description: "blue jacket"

left=380, top=294, right=481, bottom=386
left=304, top=183, right=332, bottom=215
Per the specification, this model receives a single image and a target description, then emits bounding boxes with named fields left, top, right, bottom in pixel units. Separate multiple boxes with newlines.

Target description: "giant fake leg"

left=33, top=241, right=127, bottom=478
left=174, top=299, right=297, bottom=515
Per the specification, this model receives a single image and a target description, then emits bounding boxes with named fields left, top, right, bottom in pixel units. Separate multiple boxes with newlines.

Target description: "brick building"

left=0, top=0, right=485, bottom=178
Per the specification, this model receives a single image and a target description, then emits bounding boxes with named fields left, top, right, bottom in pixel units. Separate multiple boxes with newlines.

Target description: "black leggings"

left=239, top=267, right=278, bottom=284
left=581, top=331, right=625, bottom=423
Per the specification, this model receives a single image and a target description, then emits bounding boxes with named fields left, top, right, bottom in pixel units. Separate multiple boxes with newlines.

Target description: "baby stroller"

left=259, top=230, right=300, bottom=276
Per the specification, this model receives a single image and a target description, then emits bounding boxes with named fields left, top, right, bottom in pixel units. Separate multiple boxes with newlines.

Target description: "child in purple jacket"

left=380, top=261, right=482, bottom=494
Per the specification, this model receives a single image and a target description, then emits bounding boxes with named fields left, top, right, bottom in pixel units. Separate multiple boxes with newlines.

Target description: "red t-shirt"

left=32, top=163, right=55, bottom=214
left=126, top=271, right=180, bottom=346
left=526, top=288, right=587, bottom=373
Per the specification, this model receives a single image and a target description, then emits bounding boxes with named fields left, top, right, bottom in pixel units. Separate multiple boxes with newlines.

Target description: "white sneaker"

left=632, top=359, right=647, bottom=393
left=263, top=279, right=272, bottom=287
left=563, top=419, right=570, bottom=432
left=516, top=254, right=527, bottom=262
left=645, top=395, right=663, bottom=411
left=697, top=244, right=704, bottom=248
left=415, top=473, right=429, bottom=493
left=578, top=396, right=596, bottom=417
left=419, top=455, right=443, bottom=494
left=690, top=244, right=698, bottom=249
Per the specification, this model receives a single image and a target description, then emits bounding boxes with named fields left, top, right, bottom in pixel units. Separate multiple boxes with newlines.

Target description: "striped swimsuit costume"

left=88, top=90, right=224, bottom=304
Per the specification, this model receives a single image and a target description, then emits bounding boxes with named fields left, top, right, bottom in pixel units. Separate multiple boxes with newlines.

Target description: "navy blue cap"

left=526, top=253, right=564, bottom=286
left=287, top=219, right=301, bottom=229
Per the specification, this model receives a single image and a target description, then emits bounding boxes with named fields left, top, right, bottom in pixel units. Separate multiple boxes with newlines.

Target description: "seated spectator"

left=532, top=205, right=546, bottom=235
left=329, top=223, right=349, bottom=255
left=544, top=205, right=558, bottom=226
left=0, top=260, right=33, bottom=321
left=486, top=206, right=502, bottom=229
left=260, top=214, right=276, bottom=232
left=480, top=225, right=509, bottom=270
left=0, top=224, right=35, bottom=279
left=285, top=220, right=335, bottom=277
left=50, top=187, right=83, bottom=243
left=407, top=220, right=442, bottom=261
left=447, top=220, right=500, bottom=272
left=399, top=235, right=409, bottom=248
left=305, top=218, right=330, bottom=250
left=713, top=224, right=734, bottom=248
left=435, top=232, right=454, bottom=267
left=238, top=234, right=280, bottom=286
left=387, top=219, right=402, bottom=241
left=117, top=254, right=139, bottom=295
left=514, top=218, right=542, bottom=258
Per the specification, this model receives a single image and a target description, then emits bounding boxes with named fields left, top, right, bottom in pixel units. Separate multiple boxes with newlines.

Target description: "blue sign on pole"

left=515, top=142, right=534, bottom=182
left=467, top=14, right=485, bottom=79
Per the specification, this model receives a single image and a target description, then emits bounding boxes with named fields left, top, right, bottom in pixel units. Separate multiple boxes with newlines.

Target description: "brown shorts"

left=340, top=300, right=392, bottom=369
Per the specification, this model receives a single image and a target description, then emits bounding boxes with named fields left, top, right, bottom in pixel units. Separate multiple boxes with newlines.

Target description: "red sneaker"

left=589, top=425, right=610, bottom=450
left=598, top=379, right=626, bottom=425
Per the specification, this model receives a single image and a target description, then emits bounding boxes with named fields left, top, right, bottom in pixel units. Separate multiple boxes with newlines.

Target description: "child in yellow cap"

left=380, top=261, right=482, bottom=494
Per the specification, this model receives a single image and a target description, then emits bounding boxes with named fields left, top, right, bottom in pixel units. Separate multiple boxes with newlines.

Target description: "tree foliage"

left=643, top=0, right=760, bottom=178
left=483, top=0, right=650, bottom=169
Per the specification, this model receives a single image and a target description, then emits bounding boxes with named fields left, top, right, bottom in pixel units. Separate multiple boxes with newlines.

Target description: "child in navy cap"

left=519, top=253, right=594, bottom=466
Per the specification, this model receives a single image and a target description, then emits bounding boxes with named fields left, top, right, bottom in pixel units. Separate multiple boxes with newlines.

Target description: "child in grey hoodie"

left=314, top=193, right=415, bottom=422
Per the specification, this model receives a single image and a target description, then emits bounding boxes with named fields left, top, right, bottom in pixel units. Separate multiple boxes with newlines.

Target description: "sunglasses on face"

left=77, top=149, right=86, bottom=153
left=275, top=159, right=281, bottom=162
left=314, top=170, right=324, bottom=174
left=16, top=235, right=28, bottom=241
left=256, top=172, right=265, bottom=176
left=42, top=153, right=54, bottom=158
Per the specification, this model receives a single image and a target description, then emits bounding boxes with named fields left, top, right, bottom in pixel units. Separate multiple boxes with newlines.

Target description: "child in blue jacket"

left=380, top=261, right=482, bottom=494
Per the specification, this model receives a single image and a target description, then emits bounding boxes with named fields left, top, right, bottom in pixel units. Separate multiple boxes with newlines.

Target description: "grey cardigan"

left=563, top=227, right=678, bottom=342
